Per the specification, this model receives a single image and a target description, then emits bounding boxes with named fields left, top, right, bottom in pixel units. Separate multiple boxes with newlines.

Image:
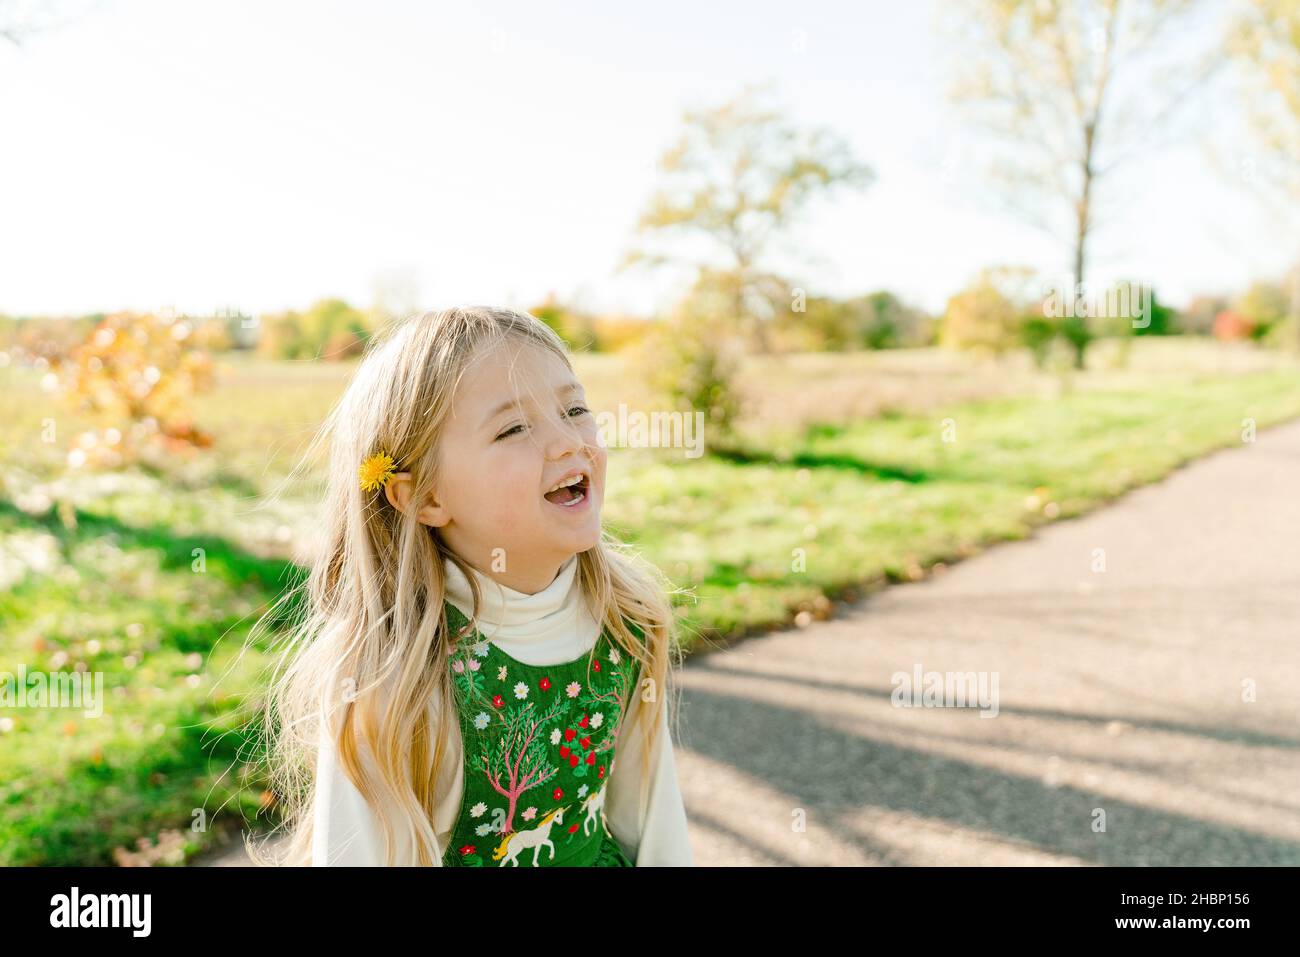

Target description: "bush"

left=1020, top=315, right=1057, bottom=369
left=940, top=279, right=1019, bottom=356
left=632, top=277, right=745, bottom=444
left=50, top=312, right=216, bottom=465
left=255, top=298, right=373, bottom=360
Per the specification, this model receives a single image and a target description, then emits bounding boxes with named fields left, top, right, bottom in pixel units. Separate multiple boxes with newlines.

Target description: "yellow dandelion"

left=359, top=451, right=397, bottom=491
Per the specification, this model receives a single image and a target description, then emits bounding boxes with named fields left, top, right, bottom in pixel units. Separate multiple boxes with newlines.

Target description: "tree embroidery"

left=478, top=694, right=568, bottom=833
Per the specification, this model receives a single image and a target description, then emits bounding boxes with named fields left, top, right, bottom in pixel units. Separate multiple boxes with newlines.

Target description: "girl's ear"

left=384, top=472, right=450, bottom=527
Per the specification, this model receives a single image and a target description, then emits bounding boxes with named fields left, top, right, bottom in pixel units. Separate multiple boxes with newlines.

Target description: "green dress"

left=440, top=600, right=640, bottom=867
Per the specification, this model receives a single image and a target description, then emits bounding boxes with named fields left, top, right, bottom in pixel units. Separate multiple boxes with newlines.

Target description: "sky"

left=0, top=0, right=1294, bottom=319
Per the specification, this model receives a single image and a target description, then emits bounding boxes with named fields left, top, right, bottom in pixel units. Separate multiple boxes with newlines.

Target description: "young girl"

left=254, top=305, right=693, bottom=867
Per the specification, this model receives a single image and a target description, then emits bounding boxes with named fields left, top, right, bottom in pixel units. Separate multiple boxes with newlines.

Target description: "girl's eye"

left=495, top=406, right=589, bottom=441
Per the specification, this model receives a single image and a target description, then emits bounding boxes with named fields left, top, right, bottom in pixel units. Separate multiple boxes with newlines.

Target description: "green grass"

left=610, top=371, right=1300, bottom=640
left=0, top=501, right=300, bottom=865
left=1, top=344, right=1298, bottom=863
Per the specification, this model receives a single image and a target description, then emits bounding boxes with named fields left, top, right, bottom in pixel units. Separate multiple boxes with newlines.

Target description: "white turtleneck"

left=311, top=555, right=693, bottom=866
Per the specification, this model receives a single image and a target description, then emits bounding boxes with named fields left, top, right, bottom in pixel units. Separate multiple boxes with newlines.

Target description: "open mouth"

left=543, top=473, right=590, bottom=509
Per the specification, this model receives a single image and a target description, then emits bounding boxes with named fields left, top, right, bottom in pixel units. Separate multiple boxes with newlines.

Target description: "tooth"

left=548, top=474, right=583, bottom=493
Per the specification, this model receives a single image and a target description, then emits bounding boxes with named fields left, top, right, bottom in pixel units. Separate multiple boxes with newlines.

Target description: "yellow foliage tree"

left=53, top=312, right=215, bottom=466
left=941, top=277, right=1021, bottom=357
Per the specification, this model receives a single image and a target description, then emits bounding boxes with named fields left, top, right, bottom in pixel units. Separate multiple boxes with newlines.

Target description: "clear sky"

left=0, top=0, right=1293, bottom=319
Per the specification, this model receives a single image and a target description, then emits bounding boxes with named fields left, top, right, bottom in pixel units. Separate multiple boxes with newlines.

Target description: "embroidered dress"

left=441, top=599, right=640, bottom=867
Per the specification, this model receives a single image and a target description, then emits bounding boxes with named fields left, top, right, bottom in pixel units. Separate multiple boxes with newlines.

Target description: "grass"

left=1, top=340, right=1298, bottom=863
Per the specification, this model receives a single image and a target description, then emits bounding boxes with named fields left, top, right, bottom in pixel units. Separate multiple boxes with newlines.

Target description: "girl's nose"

left=541, top=410, right=588, bottom=460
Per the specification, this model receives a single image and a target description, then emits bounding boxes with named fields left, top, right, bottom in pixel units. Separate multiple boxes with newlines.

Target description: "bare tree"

left=943, top=0, right=1223, bottom=363
left=1, top=0, right=88, bottom=46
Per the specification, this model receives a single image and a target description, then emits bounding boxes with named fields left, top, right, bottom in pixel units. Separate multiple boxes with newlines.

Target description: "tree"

left=622, top=83, right=874, bottom=353
left=780, top=290, right=932, bottom=351
left=529, top=294, right=599, bottom=351
left=632, top=269, right=747, bottom=446
left=256, top=298, right=373, bottom=360
left=1227, top=0, right=1300, bottom=196
left=1180, top=294, right=1231, bottom=335
left=51, top=311, right=215, bottom=466
left=1235, top=278, right=1292, bottom=342
left=1226, top=0, right=1300, bottom=351
left=1, top=0, right=83, bottom=46
left=944, top=0, right=1221, bottom=366
left=941, top=273, right=1022, bottom=357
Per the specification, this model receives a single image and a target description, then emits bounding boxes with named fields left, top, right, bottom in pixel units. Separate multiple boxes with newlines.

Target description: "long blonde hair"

left=246, top=306, right=685, bottom=866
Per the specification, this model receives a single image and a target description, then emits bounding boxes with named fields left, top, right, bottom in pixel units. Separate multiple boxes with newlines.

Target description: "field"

left=1, top=338, right=1298, bottom=864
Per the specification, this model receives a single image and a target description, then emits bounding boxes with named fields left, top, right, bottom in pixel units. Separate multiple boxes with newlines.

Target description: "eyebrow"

left=481, top=381, right=584, bottom=430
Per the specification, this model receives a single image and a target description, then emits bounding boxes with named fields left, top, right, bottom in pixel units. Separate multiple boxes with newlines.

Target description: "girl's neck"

left=444, top=553, right=580, bottom=631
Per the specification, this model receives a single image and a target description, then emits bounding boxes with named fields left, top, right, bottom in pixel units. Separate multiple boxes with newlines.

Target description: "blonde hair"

left=245, top=305, right=685, bottom=866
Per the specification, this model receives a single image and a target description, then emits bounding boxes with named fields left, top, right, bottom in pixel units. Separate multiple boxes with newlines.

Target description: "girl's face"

left=430, top=338, right=605, bottom=593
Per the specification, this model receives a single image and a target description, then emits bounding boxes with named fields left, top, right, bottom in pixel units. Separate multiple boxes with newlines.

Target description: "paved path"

left=677, top=419, right=1300, bottom=865
left=199, top=419, right=1300, bottom=866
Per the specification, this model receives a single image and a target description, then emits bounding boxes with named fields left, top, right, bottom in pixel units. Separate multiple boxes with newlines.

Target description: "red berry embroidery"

left=568, top=823, right=579, bottom=834
left=564, top=728, right=576, bottom=742
left=569, top=753, right=580, bottom=767
left=580, top=736, right=591, bottom=750
left=579, top=714, right=590, bottom=729
left=460, top=845, right=475, bottom=855
left=593, top=661, right=601, bottom=672
left=560, top=745, right=570, bottom=758
left=492, top=694, right=504, bottom=708
left=597, top=765, right=605, bottom=778
left=585, top=753, right=596, bottom=765
left=539, top=677, right=551, bottom=691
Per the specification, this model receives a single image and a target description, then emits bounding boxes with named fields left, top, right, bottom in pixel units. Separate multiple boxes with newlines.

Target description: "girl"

left=253, top=305, right=693, bottom=867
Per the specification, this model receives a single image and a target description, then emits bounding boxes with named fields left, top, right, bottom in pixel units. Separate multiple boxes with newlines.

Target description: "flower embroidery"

left=513, top=681, right=529, bottom=700
left=522, top=807, right=537, bottom=821
left=539, top=677, right=551, bottom=692
left=553, top=787, right=564, bottom=801
left=475, top=823, right=494, bottom=836
left=609, top=648, right=620, bottom=665
left=470, top=802, right=487, bottom=818
left=492, top=694, right=505, bottom=708
left=467, top=658, right=480, bottom=672
left=497, top=665, right=508, bottom=681
left=565, top=681, right=580, bottom=698
left=590, top=712, right=603, bottom=729
left=473, top=640, right=489, bottom=658
left=550, top=728, right=561, bottom=745
left=452, top=659, right=464, bottom=673
left=578, top=784, right=589, bottom=798
left=474, top=712, right=490, bottom=730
